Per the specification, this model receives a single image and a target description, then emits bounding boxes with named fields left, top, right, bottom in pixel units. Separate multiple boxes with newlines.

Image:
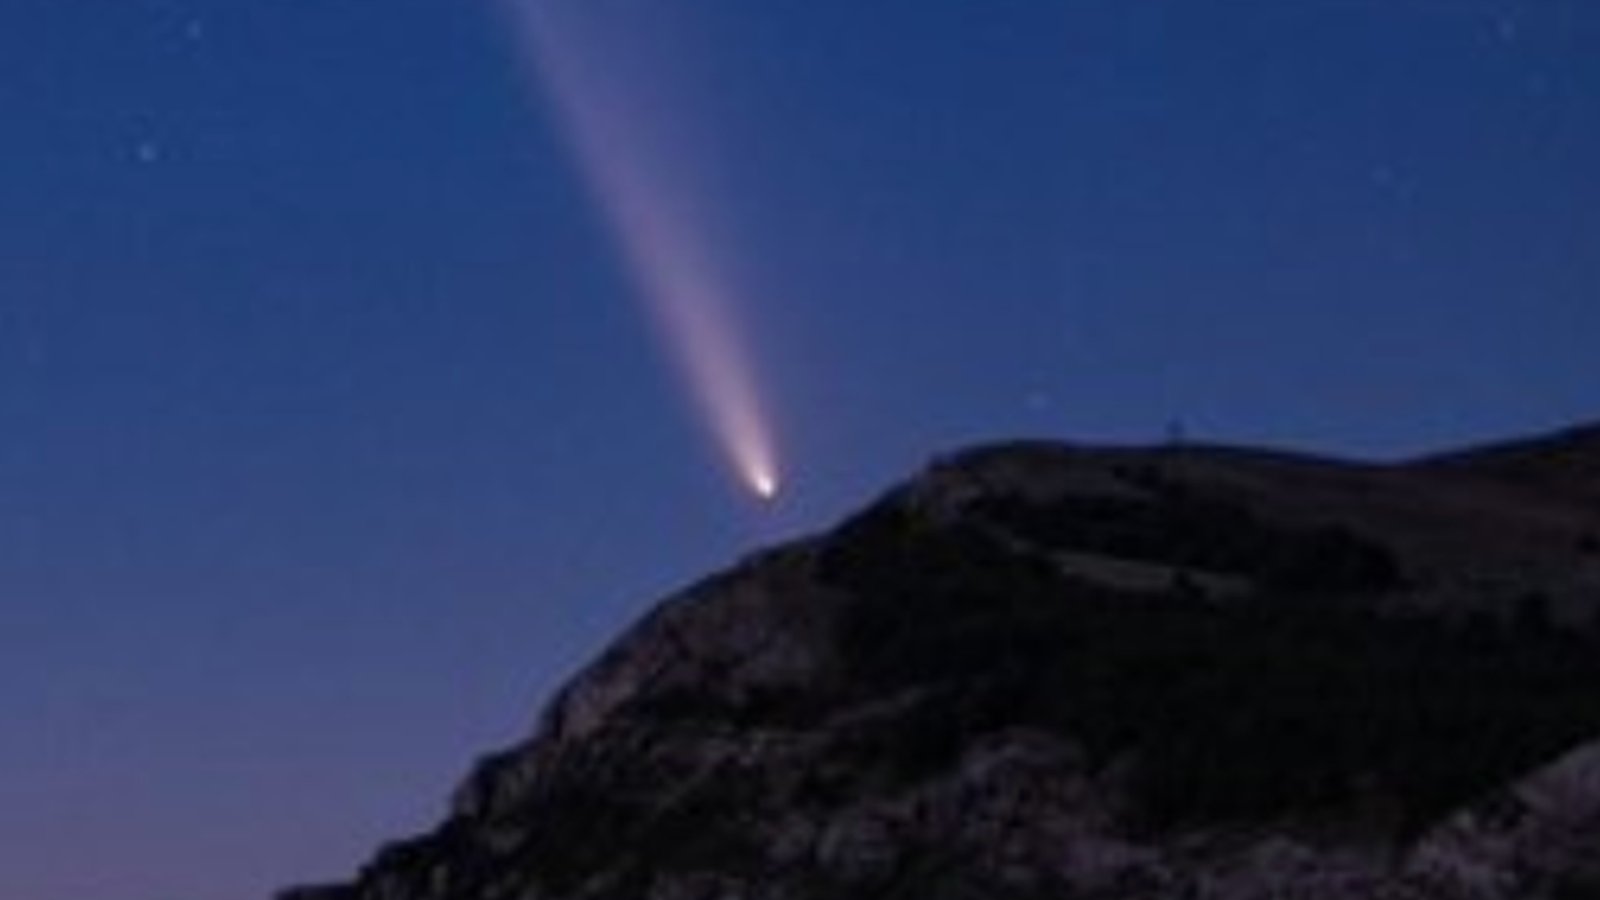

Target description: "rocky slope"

left=281, top=423, right=1600, bottom=900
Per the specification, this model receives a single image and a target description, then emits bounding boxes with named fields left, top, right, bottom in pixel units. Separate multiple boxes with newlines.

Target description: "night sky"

left=2, top=2, right=1597, bottom=898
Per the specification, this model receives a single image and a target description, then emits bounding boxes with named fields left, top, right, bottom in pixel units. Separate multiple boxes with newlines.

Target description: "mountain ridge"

left=281, top=421, right=1600, bottom=900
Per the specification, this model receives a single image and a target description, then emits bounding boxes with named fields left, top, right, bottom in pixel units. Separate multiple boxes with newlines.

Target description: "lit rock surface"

left=281, top=424, right=1600, bottom=900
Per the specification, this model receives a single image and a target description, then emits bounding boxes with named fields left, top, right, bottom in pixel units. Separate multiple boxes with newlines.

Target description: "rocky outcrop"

left=280, top=424, right=1600, bottom=900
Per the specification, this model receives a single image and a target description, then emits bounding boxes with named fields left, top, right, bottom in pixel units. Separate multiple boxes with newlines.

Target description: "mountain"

left=280, top=423, right=1600, bottom=900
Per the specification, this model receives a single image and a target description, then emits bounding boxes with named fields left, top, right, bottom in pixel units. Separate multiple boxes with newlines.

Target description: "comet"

left=499, top=1, right=782, bottom=502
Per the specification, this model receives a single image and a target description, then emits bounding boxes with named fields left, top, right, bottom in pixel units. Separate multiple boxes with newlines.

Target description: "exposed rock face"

left=281, top=425, right=1600, bottom=900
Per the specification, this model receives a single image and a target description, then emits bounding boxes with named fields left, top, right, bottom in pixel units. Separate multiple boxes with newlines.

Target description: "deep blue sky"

left=2, top=2, right=1596, bottom=898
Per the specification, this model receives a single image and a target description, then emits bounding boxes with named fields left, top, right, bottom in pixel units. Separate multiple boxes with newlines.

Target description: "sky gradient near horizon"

left=2, top=2, right=1597, bottom=898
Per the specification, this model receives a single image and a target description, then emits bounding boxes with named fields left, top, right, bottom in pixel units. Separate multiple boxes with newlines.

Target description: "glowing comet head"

left=748, top=467, right=779, bottom=502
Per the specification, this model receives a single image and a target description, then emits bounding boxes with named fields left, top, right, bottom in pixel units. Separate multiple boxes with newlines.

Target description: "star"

left=1494, top=15, right=1519, bottom=44
left=1368, top=163, right=1417, bottom=203
left=133, top=140, right=162, bottom=164
left=21, top=333, right=47, bottom=368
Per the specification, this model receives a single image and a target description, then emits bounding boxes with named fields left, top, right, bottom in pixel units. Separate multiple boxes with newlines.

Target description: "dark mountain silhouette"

left=281, top=423, right=1600, bottom=900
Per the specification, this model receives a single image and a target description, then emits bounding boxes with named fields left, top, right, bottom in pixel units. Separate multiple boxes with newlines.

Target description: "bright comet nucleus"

left=501, top=1, right=782, bottom=502
left=751, top=468, right=779, bottom=502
